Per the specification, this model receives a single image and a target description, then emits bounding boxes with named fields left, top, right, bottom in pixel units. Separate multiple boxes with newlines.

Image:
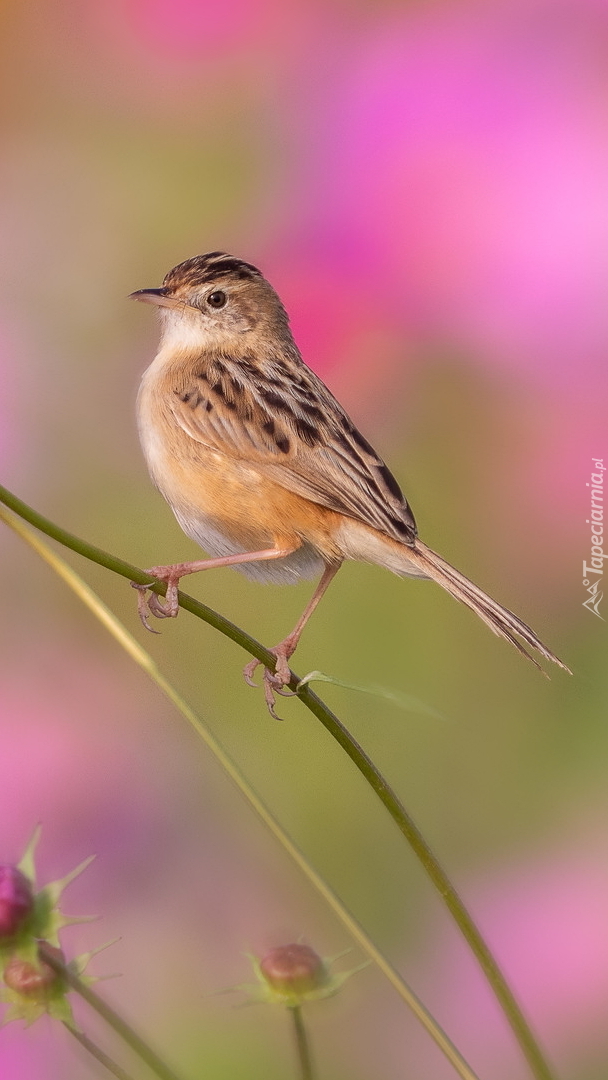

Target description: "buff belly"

left=140, top=419, right=328, bottom=583
left=172, top=502, right=326, bottom=583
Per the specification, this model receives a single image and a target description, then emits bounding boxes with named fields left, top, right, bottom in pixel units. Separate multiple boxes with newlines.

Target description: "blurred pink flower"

left=125, top=0, right=281, bottom=57
left=295, top=2, right=608, bottom=393
left=90, top=0, right=319, bottom=77
left=0, top=649, right=163, bottom=871
left=426, top=844, right=608, bottom=1075
left=29, top=0, right=321, bottom=122
left=261, top=247, right=401, bottom=384
left=0, top=1025, right=67, bottom=1080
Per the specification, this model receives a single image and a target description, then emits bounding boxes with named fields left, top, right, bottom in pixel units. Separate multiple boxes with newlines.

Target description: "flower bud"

left=259, top=944, right=328, bottom=998
left=3, top=944, right=64, bottom=1001
left=0, top=867, right=34, bottom=940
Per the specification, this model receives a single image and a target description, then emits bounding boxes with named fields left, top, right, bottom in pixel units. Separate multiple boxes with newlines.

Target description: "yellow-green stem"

left=42, top=947, right=184, bottom=1080
left=63, top=1023, right=138, bottom=1080
left=0, top=485, right=556, bottom=1080
left=9, top=505, right=480, bottom=1080
left=291, top=1007, right=314, bottom=1080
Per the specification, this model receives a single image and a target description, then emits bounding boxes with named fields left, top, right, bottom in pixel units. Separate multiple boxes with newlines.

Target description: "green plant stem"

left=63, top=1023, right=137, bottom=1080
left=0, top=484, right=555, bottom=1080
left=41, top=946, right=184, bottom=1080
left=290, top=1007, right=314, bottom=1080
left=11, top=506, right=479, bottom=1080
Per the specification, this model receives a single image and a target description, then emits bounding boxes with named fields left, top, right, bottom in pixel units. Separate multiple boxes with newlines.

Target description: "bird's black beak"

left=128, top=287, right=183, bottom=309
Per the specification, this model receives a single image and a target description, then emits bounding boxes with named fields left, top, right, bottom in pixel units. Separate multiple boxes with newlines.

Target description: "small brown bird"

left=131, top=252, right=569, bottom=714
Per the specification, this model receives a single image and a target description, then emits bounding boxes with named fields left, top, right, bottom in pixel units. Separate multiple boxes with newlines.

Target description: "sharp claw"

left=131, top=578, right=158, bottom=594
left=263, top=677, right=284, bottom=721
left=131, top=575, right=179, bottom=632
left=131, top=582, right=161, bottom=634
left=273, top=685, right=297, bottom=698
left=147, top=593, right=170, bottom=619
left=243, top=658, right=261, bottom=688
left=243, top=646, right=298, bottom=719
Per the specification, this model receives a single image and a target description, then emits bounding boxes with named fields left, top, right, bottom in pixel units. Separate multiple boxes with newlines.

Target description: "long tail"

left=403, top=539, right=571, bottom=674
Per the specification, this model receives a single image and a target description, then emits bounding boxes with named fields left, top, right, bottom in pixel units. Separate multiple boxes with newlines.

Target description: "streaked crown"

left=162, top=252, right=262, bottom=291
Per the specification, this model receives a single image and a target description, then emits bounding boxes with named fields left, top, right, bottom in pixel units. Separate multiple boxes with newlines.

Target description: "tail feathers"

left=404, top=540, right=571, bottom=675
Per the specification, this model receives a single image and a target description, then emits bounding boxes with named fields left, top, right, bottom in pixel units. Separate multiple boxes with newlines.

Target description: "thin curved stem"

left=0, top=484, right=556, bottom=1080
left=290, top=1007, right=314, bottom=1080
left=11, top=507, right=480, bottom=1080
left=63, top=1023, right=137, bottom=1080
left=42, top=947, right=184, bottom=1080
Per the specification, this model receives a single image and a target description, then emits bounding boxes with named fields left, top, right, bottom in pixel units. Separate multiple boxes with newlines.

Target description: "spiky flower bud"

left=239, top=940, right=367, bottom=1009
left=259, top=944, right=328, bottom=999
left=3, top=944, right=65, bottom=1002
left=0, top=867, right=34, bottom=940
left=0, top=830, right=102, bottom=1027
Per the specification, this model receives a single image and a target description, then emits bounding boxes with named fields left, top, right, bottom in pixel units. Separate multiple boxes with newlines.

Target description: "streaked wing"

left=169, top=350, right=417, bottom=545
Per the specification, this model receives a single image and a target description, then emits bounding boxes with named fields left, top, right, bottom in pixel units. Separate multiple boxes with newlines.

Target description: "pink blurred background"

left=1, top=1, right=606, bottom=1077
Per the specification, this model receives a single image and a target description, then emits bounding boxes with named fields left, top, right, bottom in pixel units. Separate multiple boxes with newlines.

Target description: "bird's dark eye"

left=207, top=290, right=227, bottom=309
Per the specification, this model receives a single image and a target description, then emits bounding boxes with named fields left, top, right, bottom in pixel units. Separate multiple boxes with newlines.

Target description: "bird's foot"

left=131, top=566, right=182, bottom=632
left=243, top=642, right=297, bottom=721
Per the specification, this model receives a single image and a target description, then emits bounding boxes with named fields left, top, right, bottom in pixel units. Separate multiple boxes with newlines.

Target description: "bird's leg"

left=243, top=563, right=341, bottom=713
left=131, top=546, right=298, bottom=632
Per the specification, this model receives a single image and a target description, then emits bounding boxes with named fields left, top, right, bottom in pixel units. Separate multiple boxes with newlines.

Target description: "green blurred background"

left=1, top=1, right=606, bottom=1077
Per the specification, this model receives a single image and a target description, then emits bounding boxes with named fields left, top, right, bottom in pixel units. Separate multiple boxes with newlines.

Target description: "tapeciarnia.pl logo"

left=582, top=458, right=605, bottom=619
